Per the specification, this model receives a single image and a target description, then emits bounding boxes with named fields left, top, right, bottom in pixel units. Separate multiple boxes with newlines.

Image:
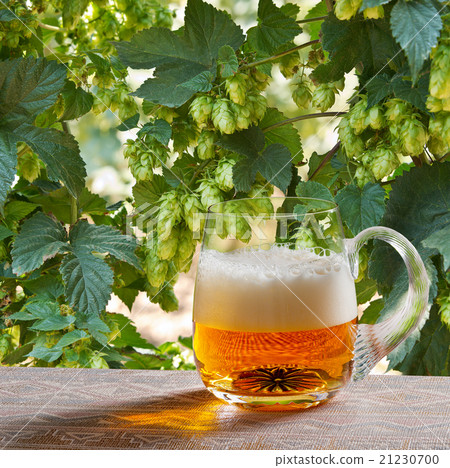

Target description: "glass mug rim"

left=207, top=196, right=339, bottom=216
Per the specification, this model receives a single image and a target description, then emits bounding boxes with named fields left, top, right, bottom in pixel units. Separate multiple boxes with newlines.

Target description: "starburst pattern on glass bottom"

left=233, top=367, right=329, bottom=393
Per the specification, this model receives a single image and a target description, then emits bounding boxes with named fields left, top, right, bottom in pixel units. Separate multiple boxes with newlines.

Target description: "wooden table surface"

left=0, top=368, right=448, bottom=450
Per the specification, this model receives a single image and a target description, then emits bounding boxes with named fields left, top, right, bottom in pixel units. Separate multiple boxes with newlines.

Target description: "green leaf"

left=133, top=176, right=170, bottom=210
left=0, top=10, right=17, bottom=21
left=392, top=305, right=450, bottom=375
left=366, top=74, right=392, bottom=108
left=22, top=274, right=64, bottom=299
left=108, top=313, right=155, bottom=350
left=62, top=0, right=89, bottom=29
left=422, top=225, right=450, bottom=270
left=295, top=180, right=334, bottom=202
left=312, top=14, right=401, bottom=83
left=28, top=346, right=63, bottom=363
left=31, top=314, right=75, bottom=331
left=391, top=75, right=429, bottom=112
left=61, top=80, right=93, bottom=120
left=124, top=352, right=168, bottom=370
left=359, top=298, right=384, bottom=324
left=216, top=125, right=265, bottom=159
left=304, top=1, right=328, bottom=42
left=355, top=278, right=378, bottom=304
left=335, top=183, right=386, bottom=235
left=11, top=212, right=68, bottom=275
left=247, top=0, right=302, bottom=57
left=75, top=313, right=111, bottom=345
left=0, top=129, right=18, bottom=207
left=1, top=343, right=33, bottom=365
left=390, top=0, right=442, bottom=81
left=217, top=45, right=239, bottom=78
left=0, top=225, right=14, bottom=241
left=137, top=119, right=172, bottom=145
left=116, top=113, right=140, bottom=131
left=181, top=70, right=214, bottom=92
left=233, top=143, right=292, bottom=192
left=17, top=123, right=86, bottom=199
left=4, top=200, right=39, bottom=222
left=114, top=0, right=244, bottom=107
left=86, top=51, right=110, bottom=74
left=261, top=108, right=303, bottom=163
left=21, top=299, right=75, bottom=331
left=78, top=187, right=108, bottom=215
left=54, top=329, right=88, bottom=348
left=60, top=253, right=114, bottom=317
left=0, top=57, right=66, bottom=127
left=178, top=335, right=193, bottom=349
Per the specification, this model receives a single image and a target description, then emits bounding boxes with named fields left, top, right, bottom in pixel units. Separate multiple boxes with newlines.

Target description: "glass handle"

left=345, top=227, right=430, bottom=381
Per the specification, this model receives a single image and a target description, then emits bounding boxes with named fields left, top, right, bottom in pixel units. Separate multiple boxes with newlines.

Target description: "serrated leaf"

left=61, top=253, right=114, bottom=317
left=22, top=274, right=64, bottom=299
left=124, top=352, right=168, bottom=370
left=163, top=153, right=198, bottom=188
left=116, top=112, right=140, bottom=131
left=366, top=74, right=393, bottom=108
left=61, top=80, right=93, bottom=120
left=138, top=119, right=172, bottom=145
left=181, top=70, right=214, bottom=92
left=335, top=183, right=386, bottom=235
left=0, top=10, right=17, bottom=21
left=108, top=313, right=155, bottom=350
left=216, top=126, right=265, bottom=159
left=247, top=0, right=302, bottom=57
left=304, top=1, right=328, bottom=42
left=75, top=313, right=111, bottom=345
left=1, top=343, right=33, bottom=365
left=4, top=200, right=39, bottom=222
left=391, top=75, right=429, bottom=112
left=261, top=108, right=303, bottom=163
left=69, top=220, right=140, bottom=269
left=355, top=278, right=378, bottom=304
left=359, top=298, right=385, bottom=324
left=54, top=329, right=88, bottom=348
left=232, top=143, right=292, bottom=192
left=31, top=314, right=75, bottom=331
left=422, top=224, right=450, bottom=270
left=27, top=346, right=63, bottom=362
left=11, top=212, right=68, bottom=275
left=295, top=180, right=334, bottom=201
left=0, top=225, right=14, bottom=241
left=217, top=45, right=239, bottom=77
left=114, top=0, right=244, bottom=107
left=18, top=123, right=86, bottom=199
left=86, top=51, right=110, bottom=74
left=133, top=176, right=170, bottom=210
left=0, top=57, right=66, bottom=127
left=390, top=0, right=442, bottom=81
left=0, top=129, right=18, bottom=207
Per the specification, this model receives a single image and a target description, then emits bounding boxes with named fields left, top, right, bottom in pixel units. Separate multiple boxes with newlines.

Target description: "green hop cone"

left=250, top=69, right=270, bottom=91
left=292, top=83, right=312, bottom=109
left=144, top=247, right=169, bottom=288
left=225, top=73, right=249, bottom=106
left=181, top=193, right=205, bottom=234
left=363, top=6, right=384, bottom=19
left=335, top=0, right=362, bottom=21
left=436, top=287, right=450, bottom=329
left=355, top=247, right=369, bottom=283
left=279, top=52, right=300, bottom=79
left=128, top=154, right=152, bottom=181
left=197, top=180, right=224, bottom=211
left=88, top=351, right=109, bottom=369
left=230, top=102, right=253, bottom=130
left=157, top=191, right=182, bottom=241
left=429, top=42, right=450, bottom=100
left=369, top=147, right=399, bottom=180
left=17, top=148, right=41, bottom=182
left=156, top=229, right=179, bottom=261
left=338, top=116, right=365, bottom=158
left=175, top=227, right=196, bottom=271
left=190, top=95, right=213, bottom=127
left=247, top=184, right=275, bottom=216
left=212, top=98, right=236, bottom=134
left=223, top=202, right=251, bottom=242
left=311, top=84, right=335, bottom=112
left=384, top=99, right=411, bottom=122
left=215, top=158, right=236, bottom=191
left=247, top=93, right=267, bottom=123
left=354, top=165, right=374, bottom=188
left=196, top=131, right=216, bottom=160
left=349, top=96, right=369, bottom=135
left=155, top=106, right=179, bottom=124
left=294, top=227, right=316, bottom=249
left=365, top=105, right=386, bottom=130
left=429, top=112, right=450, bottom=147
left=400, top=116, right=428, bottom=156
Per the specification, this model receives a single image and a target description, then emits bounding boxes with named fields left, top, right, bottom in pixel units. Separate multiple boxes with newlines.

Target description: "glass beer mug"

left=192, top=197, right=429, bottom=410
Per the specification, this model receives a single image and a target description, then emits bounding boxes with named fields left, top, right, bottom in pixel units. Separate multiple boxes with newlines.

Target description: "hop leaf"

left=212, top=98, right=236, bottom=134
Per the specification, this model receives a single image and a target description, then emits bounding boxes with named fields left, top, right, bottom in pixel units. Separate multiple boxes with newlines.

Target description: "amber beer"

left=193, top=246, right=358, bottom=408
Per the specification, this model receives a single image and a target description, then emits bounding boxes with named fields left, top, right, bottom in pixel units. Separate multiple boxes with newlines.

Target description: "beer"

left=193, top=246, right=358, bottom=409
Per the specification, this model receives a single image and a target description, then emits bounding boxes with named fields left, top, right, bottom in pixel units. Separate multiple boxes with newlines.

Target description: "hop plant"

left=0, top=334, right=13, bottom=361
left=181, top=193, right=205, bottom=234
left=429, top=40, right=450, bottom=101
left=279, top=52, right=300, bottom=79
left=338, top=115, right=365, bottom=158
left=365, top=105, right=386, bottom=130
left=144, top=246, right=169, bottom=288
left=335, top=0, right=362, bottom=21
left=363, top=6, right=384, bottom=19
left=293, top=227, right=316, bottom=249
left=349, top=96, right=369, bottom=135
left=190, top=95, right=213, bottom=128
left=311, top=84, right=335, bottom=112
left=292, top=81, right=312, bottom=110
left=366, top=147, right=399, bottom=180
left=17, top=147, right=41, bottom=183
left=156, top=229, right=179, bottom=261
left=197, top=180, right=224, bottom=210
left=354, top=165, right=374, bottom=188
left=157, top=191, right=182, bottom=241
left=249, top=68, right=270, bottom=91
left=246, top=93, right=267, bottom=123
left=196, top=131, right=216, bottom=160
left=222, top=202, right=252, bottom=242
left=400, top=115, right=428, bottom=156
left=215, top=158, right=236, bottom=191
left=174, top=227, right=196, bottom=272
left=429, top=112, right=450, bottom=148
left=225, top=73, right=248, bottom=106
left=230, top=102, right=253, bottom=130
left=384, top=99, right=411, bottom=122
left=211, top=98, right=236, bottom=134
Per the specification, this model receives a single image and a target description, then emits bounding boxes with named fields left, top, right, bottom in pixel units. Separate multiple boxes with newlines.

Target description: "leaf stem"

left=38, top=22, right=64, bottom=32
left=297, top=16, right=327, bottom=24
left=239, top=40, right=320, bottom=70
left=262, top=111, right=346, bottom=132
left=309, top=142, right=340, bottom=181
left=325, top=0, right=334, bottom=13
left=70, top=195, right=78, bottom=225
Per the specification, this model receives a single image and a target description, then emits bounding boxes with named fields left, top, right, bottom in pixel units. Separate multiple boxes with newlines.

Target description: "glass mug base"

left=198, top=364, right=351, bottom=411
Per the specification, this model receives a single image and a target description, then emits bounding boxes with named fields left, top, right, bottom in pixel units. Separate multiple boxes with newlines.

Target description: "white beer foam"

left=194, top=245, right=358, bottom=332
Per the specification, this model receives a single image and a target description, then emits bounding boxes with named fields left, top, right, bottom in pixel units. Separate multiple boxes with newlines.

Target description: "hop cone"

left=156, top=229, right=179, bottom=261
left=215, top=159, right=236, bottom=191
left=335, top=0, right=362, bottom=21
left=157, top=191, right=182, bottom=241
left=363, top=6, right=384, bottom=19
left=292, top=82, right=312, bottom=109
left=247, top=93, right=267, bottom=123
left=294, top=227, right=316, bottom=249
left=230, top=102, right=253, bottom=130
left=365, top=105, right=386, bottom=130
left=190, top=95, right=213, bottom=128
left=223, top=202, right=251, bottom=242
left=384, top=99, right=411, bottom=122
left=175, top=227, right=196, bottom=271
left=197, top=180, right=224, bottom=210
left=212, top=98, right=236, bottom=134
left=354, top=165, right=374, bottom=188
left=18, top=148, right=41, bottom=183
left=181, top=193, right=205, bottom=233
left=225, top=74, right=248, bottom=106
left=311, top=84, right=335, bottom=112
left=196, top=131, right=216, bottom=160
left=279, top=52, right=300, bottom=79
left=369, top=147, right=399, bottom=180
left=250, top=69, right=270, bottom=91
left=144, top=247, right=169, bottom=288
left=400, top=116, right=428, bottom=156
left=338, top=116, right=365, bottom=158
left=156, top=106, right=179, bottom=124
left=430, top=42, right=450, bottom=100
left=349, top=97, right=369, bottom=135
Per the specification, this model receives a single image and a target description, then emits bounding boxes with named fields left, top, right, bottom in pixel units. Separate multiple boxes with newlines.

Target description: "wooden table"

left=0, top=368, right=448, bottom=450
